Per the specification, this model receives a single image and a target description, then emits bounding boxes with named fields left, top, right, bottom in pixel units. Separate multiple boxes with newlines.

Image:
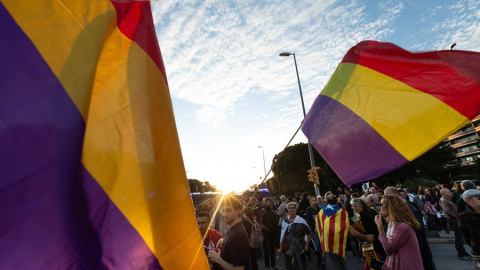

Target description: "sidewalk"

left=426, top=229, right=455, bottom=244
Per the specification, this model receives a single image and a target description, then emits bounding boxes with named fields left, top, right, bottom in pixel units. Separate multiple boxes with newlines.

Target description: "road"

left=257, top=242, right=473, bottom=270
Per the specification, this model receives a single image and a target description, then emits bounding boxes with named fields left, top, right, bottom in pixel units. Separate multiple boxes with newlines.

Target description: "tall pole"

left=281, top=52, right=321, bottom=197
left=258, top=146, right=267, bottom=179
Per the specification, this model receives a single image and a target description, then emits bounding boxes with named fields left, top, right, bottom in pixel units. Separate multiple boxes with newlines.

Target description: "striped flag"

left=0, top=1, right=208, bottom=269
left=302, top=41, right=480, bottom=186
left=315, top=204, right=349, bottom=257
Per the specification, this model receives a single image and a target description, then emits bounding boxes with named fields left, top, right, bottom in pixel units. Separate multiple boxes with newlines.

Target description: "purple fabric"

left=0, top=4, right=160, bottom=269
left=302, top=95, right=408, bottom=186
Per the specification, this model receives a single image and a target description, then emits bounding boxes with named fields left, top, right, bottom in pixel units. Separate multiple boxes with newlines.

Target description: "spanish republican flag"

left=1, top=1, right=208, bottom=269
left=302, top=41, right=480, bottom=186
left=315, top=205, right=349, bottom=257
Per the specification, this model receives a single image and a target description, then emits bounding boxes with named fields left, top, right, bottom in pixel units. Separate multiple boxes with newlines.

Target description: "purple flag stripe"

left=302, top=95, right=409, bottom=186
left=0, top=4, right=161, bottom=269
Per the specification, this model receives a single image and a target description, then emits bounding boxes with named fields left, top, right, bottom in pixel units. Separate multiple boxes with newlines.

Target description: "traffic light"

left=307, top=167, right=321, bottom=185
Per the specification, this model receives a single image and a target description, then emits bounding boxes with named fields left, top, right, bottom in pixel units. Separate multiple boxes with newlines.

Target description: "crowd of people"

left=194, top=180, right=480, bottom=270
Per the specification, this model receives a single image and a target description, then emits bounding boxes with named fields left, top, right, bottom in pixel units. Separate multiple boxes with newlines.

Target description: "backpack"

left=247, top=219, right=263, bottom=249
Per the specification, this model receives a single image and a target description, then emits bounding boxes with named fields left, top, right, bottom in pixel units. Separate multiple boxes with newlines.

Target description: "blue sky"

left=151, top=0, right=480, bottom=192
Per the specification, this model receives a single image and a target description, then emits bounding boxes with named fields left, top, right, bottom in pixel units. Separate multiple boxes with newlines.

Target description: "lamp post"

left=279, top=52, right=321, bottom=196
left=258, top=146, right=267, bottom=180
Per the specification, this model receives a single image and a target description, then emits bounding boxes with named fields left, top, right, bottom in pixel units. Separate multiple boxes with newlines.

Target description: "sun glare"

left=218, top=182, right=245, bottom=194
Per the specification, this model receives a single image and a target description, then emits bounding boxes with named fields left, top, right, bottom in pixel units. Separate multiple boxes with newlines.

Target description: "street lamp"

left=258, top=146, right=267, bottom=180
left=279, top=52, right=321, bottom=196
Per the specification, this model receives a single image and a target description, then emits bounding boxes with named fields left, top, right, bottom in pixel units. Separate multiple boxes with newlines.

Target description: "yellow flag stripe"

left=321, top=63, right=469, bottom=160
left=4, top=1, right=208, bottom=269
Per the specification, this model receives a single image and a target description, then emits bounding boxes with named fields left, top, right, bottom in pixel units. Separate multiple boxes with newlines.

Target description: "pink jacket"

left=379, top=223, right=423, bottom=270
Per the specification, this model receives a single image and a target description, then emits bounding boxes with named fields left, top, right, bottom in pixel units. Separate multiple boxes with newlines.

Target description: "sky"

left=151, top=0, right=480, bottom=192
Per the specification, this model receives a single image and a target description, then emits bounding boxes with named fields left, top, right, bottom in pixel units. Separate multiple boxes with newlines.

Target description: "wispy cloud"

left=152, top=0, right=480, bottom=188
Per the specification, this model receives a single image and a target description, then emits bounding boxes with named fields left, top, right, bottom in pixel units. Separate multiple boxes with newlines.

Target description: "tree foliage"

left=188, top=179, right=217, bottom=193
left=373, top=140, right=458, bottom=186
left=268, top=140, right=461, bottom=196
left=268, top=143, right=343, bottom=196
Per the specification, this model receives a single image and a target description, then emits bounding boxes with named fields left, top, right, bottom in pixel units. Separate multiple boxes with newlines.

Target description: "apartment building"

left=447, top=115, right=480, bottom=165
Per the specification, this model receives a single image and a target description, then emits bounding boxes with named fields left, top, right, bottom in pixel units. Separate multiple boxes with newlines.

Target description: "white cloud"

left=151, top=0, right=480, bottom=189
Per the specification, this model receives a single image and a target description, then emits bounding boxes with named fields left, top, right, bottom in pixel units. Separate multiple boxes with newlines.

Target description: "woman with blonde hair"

left=374, top=195, right=422, bottom=270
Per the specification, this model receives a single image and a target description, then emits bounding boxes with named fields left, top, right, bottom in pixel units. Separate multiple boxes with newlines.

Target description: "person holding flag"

left=316, top=195, right=374, bottom=270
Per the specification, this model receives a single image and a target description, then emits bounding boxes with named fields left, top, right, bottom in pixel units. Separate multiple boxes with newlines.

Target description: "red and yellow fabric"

left=315, top=205, right=350, bottom=257
left=302, top=41, right=480, bottom=186
left=1, top=1, right=208, bottom=269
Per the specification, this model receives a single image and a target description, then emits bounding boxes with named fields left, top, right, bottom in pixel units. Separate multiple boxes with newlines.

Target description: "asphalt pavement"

left=256, top=229, right=474, bottom=270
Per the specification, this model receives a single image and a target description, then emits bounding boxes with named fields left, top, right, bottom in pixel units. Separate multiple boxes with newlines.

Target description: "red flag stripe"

left=341, top=40, right=480, bottom=119
left=110, top=1, right=168, bottom=83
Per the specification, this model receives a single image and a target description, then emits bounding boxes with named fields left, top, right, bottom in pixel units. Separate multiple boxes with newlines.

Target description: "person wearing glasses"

left=458, top=189, right=480, bottom=270
left=374, top=195, right=423, bottom=270
left=278, top=201, right=312, bottom=270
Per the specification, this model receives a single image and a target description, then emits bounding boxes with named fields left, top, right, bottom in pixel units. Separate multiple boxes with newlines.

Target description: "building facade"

left=447, top=115, right=480, bottom=165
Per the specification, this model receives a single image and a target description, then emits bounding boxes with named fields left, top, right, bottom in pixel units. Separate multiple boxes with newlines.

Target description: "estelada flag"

left=0, top=1, right=208, bottom=269
left=302, top=41, right=480, bottom=186
left=315, top=204, right=350, bottom=257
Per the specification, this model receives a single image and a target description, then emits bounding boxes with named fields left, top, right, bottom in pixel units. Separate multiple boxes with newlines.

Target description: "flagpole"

left=280, top=52, right=321, bottom=197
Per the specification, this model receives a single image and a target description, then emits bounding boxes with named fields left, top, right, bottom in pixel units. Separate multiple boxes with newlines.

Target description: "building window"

left=453, top=134, right=478, bottom=144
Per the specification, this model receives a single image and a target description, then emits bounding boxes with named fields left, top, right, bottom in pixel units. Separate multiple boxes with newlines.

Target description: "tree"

left=373, top=140, right=459, bottom=186
left=188, top=179, right=217, bottom=193
left=269, top=140, right=460, bottom=196
left=268, top=143, right=343, bottom=196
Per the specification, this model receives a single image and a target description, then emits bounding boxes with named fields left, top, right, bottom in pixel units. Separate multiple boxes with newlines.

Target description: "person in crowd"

left=372, top=181, right=382, bottom=192
left=414, top=189, right=426, bottom=215
left=377, top=190, right=384, bottom=200
left=458, top=180, right=477, bottom=214
left=344, top=188, right=352, bottom=200
left=278, top=201, right=312, bottom=270
left=375, top=195, right=423, bottom=270
left=305, top=196, right=322, bottom=266
left=459, top=189, right=480, bottom=270
left=242, top=208, right=261, bottom=270
left=210, top=196, right=251, bottom=270
left=252, top=197, right=263, bottom=219
left=278, top=195, right=287, bottom=220
left=384, top=187, right=436, bottom=270
left=398, top=189, right=407, bottom=201
left=305, top=197, right=319, bottom=234
left=277, top=195, right=287, bottom=247
left=316, top=195, right=374, bottom=270
left=350, top=198, right=386, bottom=270
left=299, top=192, right=310, bottom=216
left=452, top=182, right=462, bottom=205
left=212, top=201, right=229, bottom=236
left=404, top=187, right=415, bottom=204
left=259, top=197, right=278, bottom=269
left=367, top=194, right=380, bottom=214
left=198, top=211, right=224, bottom=255
left=439, top=188, right=471, bottom=261
left=317, top=195, right=327, bottom=209
left=424, top=187, right=440, bottom=230
left=336, top=186, right=344, bottom=197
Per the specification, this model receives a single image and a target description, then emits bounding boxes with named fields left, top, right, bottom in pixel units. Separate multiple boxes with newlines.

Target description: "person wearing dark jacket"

left=259, top=197, right=278, bottom=269
left=305, top=197, right=321, bottom=266
left=458, top=189, right=480, bottom=269
left=457, top=180, right=477, bottom=214
left=299, top=192, right=310, bottom=217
